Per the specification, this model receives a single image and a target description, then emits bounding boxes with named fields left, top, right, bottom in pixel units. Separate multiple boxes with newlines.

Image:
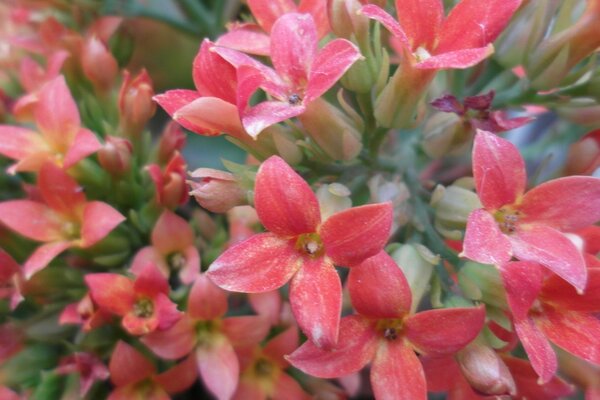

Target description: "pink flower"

left=207, top=156, right=393, bottom=348
left=287, top=251, right=485, bottom=400
left=56, top=352, right=109, bottom=398
left=147, top=152, right=189, bottom=209
left=85, top=263, right=182, bottom=335
left=462, top=130, right=600, bottom=291
left=0, top=162, right=125, bottom=279
left=0, top=75, right=101, bottom=174
left=141, top=274, right=270, bottom=400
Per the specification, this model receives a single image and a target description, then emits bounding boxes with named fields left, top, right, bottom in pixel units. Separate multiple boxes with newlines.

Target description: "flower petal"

left=192, top=39, right=237, bottom=103
left=208, top=233, right=301, bottom=292
left=249, top=291, right=282, bottom=326
left=264, top=326, right=299, bottom=367
left=0, top=249, right=19, bottom=282
left=272, top=373, right=310, bottom=400
left=371, top=340, right=426, bottom=400
left=221, top=315, right=270, bottom=347
left=216, top=24, right=271, bottom=56
left=436, top=0, right=522, bottom=54
left=109, top=341, right=155, bottom=387
left=359, top=5, right=409, bottom=48
left=270, top=13, right=317, bottom=88
left=63, top=128, right=101, bottom=168
left=519, top=176, right=600, bottom=231
left=348, top=251, right=411, bottom=318
left=511, top=225, right=587, bottom=292
left=0, top=200, right=63, bottom=242
left=0, top=126, right=45, bottom=162
left=287, top=315, right=377, bottom=378
left=289, top=257, right=341, bottom=349
left=196, top=336, right=239, bottom=400
left=499, top=261, right=543, bottom=319
left=241, top=100, right=305, bottom=138
left=133, top=263, right=170, bottom=297
left=541, top=268, right=600, bottom=312
left=142, top=316, right=197, bottom=360
left=154, top=355, right=197, bottom=394
left=255, top=156, right=320, bottom=237
left=405, top=306, right=486, bottom=356
left=501, top=355, right=574, bottom=399
left=394, top=0, right=443, bottom=51
left=304, top=39, right=361, bottom=103
left=247, top=0, right=296, bottom=32
left=175, top=96, right=245, bottom=137
left=461, top=209, right=512, bottom=265
left=513, top=317, right=557, bottom=384
left=35, top=75, right=80, bottom=148
left=80, top=201, right=125, bottom=247
left=321, top=203, right=392, bottom=267
left=23, top=241, right=72, bottom=279
left=472, top=130, right=526, bottom=210
left=38, top=162, right=86, bottom=216
left=151, top=210, right=193, bottom=254
left=415, top=45, right=494, bottom=69
left=153, top=293, right=182, bottom=331
left=188, top=271, right=227, bottom=320
left=85, top=273, right=135, bottom=316
left=153, top=89, right=202, bottom=133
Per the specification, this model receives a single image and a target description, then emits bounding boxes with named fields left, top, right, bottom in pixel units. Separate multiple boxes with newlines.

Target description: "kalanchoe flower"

left=130, top=210, right=200, bottom=285
left=81, top=35, right=118, bottom=94
left=207, top=156, right=393, bottom=348
left=97, top=136, right=133, bottom=178
left=157, top=122, right=186, bottom=165
left=56, top=352, right=109, bottom=398
left=287, top=251, right=486, bottom=400
left=108, top=341, right=197, bottom=400
left=188, top=168, right=247, bottom=213
left=0, top=162, right=125, bottom=279
left=141, top=274, right=270, bottom=400
left=85, top=263, right=182, bottom=335
left=147, top=152, right=189, bottom=209
left=500, top=261, right=600, bottom=383
left=461, top=130, right=600, bottom=291
left=118, top=69, right=156, bottom=137
left=214, top=13, right=362, bottom=137
left=0, top=75, right=101, bottom=174
left=59, top=293, right=111, bottom=331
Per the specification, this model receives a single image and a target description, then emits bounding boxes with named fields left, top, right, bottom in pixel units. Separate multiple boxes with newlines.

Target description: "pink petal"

left=461, top=209, right=512, bottom=265
left=304, top=39, right=361, bottom=103
left=175, top=96, right=245, bottom=137
left=141, top=316, right=197, bottom=360
left=62, top=128, right=101, bottom=168
left=122, top=310, right=159, bottom=335
left=153, top=89, right=202, bottom=133
left=264, top=326, right=299, bottom=367
left=179, top=246, right=201, bottom=285
left=23, top=240, right=72, bottom=279
left=321, top=203, right=393, bottom=267
left=249, top=291, right=282, bottom=326
left=511, top=225, right=587, bottom=292
left=133, top=263, right=170, bottom=297
left=421, top=355, right=460, bottom=392
left=38, top=162, right=86, bottom=216
left=371, top=340, right=426, bottom=400
left=287, top=315, right=377, bottom=378
left=192, top=39, right=237, bottom=103
left=0, top=200, right=63, bottom=242
left=80, top=201, right=125, bottom=247
left=153, top=292, right=182, bottom=331
left=247, top=0, right=296, bottom=32
left=208, top=233, right=301, bottom=292
left=502, top=355, right=574, bottom=399
left=151, top=210, right=194, bottom=254
left=499, top=261, right=543, bottom=319
left=519, top=176, right=600, bottom=231
left=514, top=317, right=557, bottom=383
left=196, top=336, right=239, bottom=400
left=216, top=24, right=271, bottom=56
left=255, top=156, right=320, bottom=237
left=35, top=75, right=80, bottom=148
left=188, top=273, right=228, bottom=320
left=85, top=273, right=135, bottom=316
left=0, top=126, right=45, bottom=161
left=0, top=249, right=19, bottom=281
left=109, top=341, right=155, bottom=387
left=436, top=0, right=522, bottom=54
left=348, top=251, right=411, bottom=318
left=473, top=130, right=526, bottom=210
left=154, top=355, right=197, bottom=394
left=541, top=268, right=600, bottom=312
left=394, top=0, right=443, bottom=51
left=415, top=45, right=494, bottom=69
left=405, top=306, right=486, bottom=356
left=359, top=5, right=409, bottom=48
left=289, top=257, right=341, bottom=349
left=222, top=315, right=270, bottom=347
left=270, top=13, right=317, bottom=88
left=242, top=100, right=305, bottom=138
left=538, top=308, right=600, bottom=366
left=272, top=373, right=310, bottom=400
left=130, top=247, right=164, bottom=278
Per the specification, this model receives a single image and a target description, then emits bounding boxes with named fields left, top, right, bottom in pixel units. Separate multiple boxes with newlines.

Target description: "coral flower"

left=288, top=251, right=485, bottom=400
left=208, top=156, right=393, bottom=349
left=462, top=130, right=600, bottom=292
left=0, top=75, right=101, bottom=174
left=0, top=162, right=125, bottom=279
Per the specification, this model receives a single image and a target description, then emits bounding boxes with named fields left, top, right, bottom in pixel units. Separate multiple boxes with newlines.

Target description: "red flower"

left=85, top=264, right=182, bottom=335
left=462, top=130, right=600, bottom=291
left=287, top=251, right=485, bottom=400
left=207, top=156, right=393, bottom=348
left=0, top=162, right=125, bottom=279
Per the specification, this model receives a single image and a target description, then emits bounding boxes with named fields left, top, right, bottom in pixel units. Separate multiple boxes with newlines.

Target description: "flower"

left=207, top=156, right=393, bottom=348
left=461, top=130, right=600, bottom=291
left=287, top=251, right=486, bottom=400
left=147, top=152, right=189, bottom=209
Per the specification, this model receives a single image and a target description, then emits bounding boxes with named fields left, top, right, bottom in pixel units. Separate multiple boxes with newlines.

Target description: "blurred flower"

left=147, top=152, right=188, bottom=209
left=118, top=69, right=156, bottom=137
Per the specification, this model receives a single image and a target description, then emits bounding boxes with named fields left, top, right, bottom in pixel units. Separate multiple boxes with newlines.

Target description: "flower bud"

left=316, top=183, right=352, bottom=220
left=147, top=152, right=188, bottom=209
left=188, top=168, right=247, bottom=213
left=565, top=129, right=600, bottom=175
left=299, top=98, right=362, bottom=161
left=458, top=262, right=507, bottom=309
left=157, top=121, right=186, bottom=165
left=118, top=69, right=156, bottom=137
left=368, top=175, right=411, bottom=230
left=81, top=36, right=118, bottom=94
left=98, top=136, right=133, bottom=177
left=456, top=343, right=516, bottom=396
left=421, top=112, right=468, bottom=158
left=391, top=244, right=438, bottom=312
left=557, top=99, right=600, bottom=126
left=431, top=180, right=482, bottom=240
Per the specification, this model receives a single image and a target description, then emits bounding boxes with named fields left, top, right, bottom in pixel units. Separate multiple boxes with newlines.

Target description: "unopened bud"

left=317, top=183, right=352, bottom=220
left=431, top=180, right=482, bottom=240
left=188, top=168, right=247, bottom=213
left=81, top=36, right=118, bottom=93
left=157, top=122, right=186, bottom=165
left=119, top=69, right=156, bottom=137
left=457, top=343, right=516, bottom=396
left=98, top=136, right=132, bottom=177
left=422, top=112, right=471, bottom=158
left=391, top=244, right=438, bottom=312
left=565, top=130, right=600, bottom=175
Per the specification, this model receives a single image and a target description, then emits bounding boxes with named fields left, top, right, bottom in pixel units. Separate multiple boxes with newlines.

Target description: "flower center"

left=295, top=233, right=324, bottom=258
left=254, top=358, right=275, bottom=377
left=133, top=298, right=154, bottom=318
left=494, top=207, right=523, bottom=234
left=376, top=318, right=404, bottom=341
left=61, top=221, right=80, bottom=240
left=414, top=47, right=432, bottom=63
left=167, top=252, right=186, bottom=270
left=288, top=93, right=302, bottom=105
